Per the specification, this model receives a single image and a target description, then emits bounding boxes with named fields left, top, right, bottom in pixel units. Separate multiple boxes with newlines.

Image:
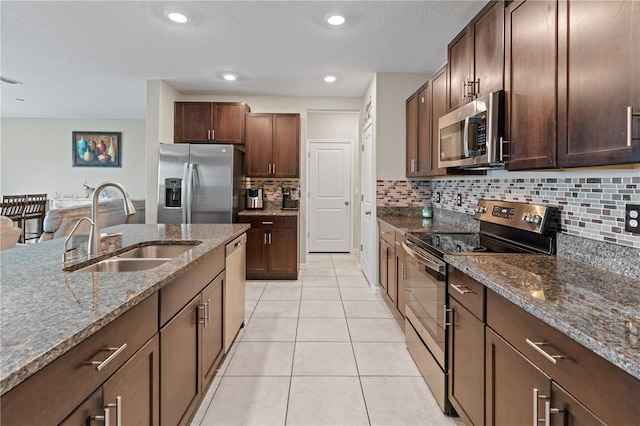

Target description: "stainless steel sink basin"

left=69, top=242, right=200, bottom=272
left=75, top=258, right=169, bottom=272
left=116, top=244, right=195, bottom=259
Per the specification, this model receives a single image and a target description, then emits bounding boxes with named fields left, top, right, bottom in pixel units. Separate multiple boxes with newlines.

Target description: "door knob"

left=365, top=210, right=371, bottom=215
left=345, top=201, right=350, bottom=206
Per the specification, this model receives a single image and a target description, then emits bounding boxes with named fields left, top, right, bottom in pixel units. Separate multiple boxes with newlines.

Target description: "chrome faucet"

left=88, top=182, right=136, bottom=256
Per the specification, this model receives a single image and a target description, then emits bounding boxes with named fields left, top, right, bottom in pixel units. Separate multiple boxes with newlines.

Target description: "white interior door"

left=308, top=140, right=352, bottom=252
left=360, top=124, right=375, bottom=285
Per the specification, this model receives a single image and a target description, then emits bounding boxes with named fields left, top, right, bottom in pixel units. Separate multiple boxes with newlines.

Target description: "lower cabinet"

left=394, top=232, right=407, bottom=319
left=62, top=335, right=160, bottom=425
left=240, top=215, right=299, bottom=280
left=160, top=272, right=224, bottom=426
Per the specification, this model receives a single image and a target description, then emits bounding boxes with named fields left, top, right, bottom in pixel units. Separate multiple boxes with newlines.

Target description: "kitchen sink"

left=69, top=242, right=200, bottom=272
left=75, top=258, right=170, bottom=272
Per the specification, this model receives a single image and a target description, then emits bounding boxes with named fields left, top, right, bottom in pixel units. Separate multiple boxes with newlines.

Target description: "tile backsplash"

left=377, top=175, right=640, bottom=249
left=246, top=178, right=300, bottom=202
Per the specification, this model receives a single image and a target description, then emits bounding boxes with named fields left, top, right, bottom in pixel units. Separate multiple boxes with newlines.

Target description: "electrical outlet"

left=625, top=204, right=640, bottom=234
left=435, top=192, right=441, bottom=203
left=456, top=193, right=462, bottom=207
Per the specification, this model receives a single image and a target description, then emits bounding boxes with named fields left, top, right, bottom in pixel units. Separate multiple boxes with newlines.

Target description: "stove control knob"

left=475, top=206, right=487, bottom=214
left=522, top=213, right=531, bottom=222
left=532, top=215, right=542, bottom=224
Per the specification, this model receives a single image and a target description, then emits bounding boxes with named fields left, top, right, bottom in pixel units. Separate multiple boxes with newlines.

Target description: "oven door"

left=402, top=241, right=447, bottom=368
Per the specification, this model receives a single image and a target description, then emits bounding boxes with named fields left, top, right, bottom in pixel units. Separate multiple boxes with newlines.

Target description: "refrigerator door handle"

left=181, top=162, right=189, bottom=223
left=186, top=163, right=195, bottom=223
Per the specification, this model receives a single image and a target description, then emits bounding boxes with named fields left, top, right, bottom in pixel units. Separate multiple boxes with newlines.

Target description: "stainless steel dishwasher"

left=224, top=233, right=246, bottom=352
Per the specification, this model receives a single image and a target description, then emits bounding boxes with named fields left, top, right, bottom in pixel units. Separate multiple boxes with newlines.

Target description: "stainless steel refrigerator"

left=157, top=144, right=245, bottom=224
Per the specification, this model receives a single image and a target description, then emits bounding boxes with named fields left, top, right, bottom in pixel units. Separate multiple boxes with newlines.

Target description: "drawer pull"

left=526, top=339, right=565, bottom=364
left=450, top=283, right=473, bottom=295
left=90, top=343, right=128, bottom=371
left=262, top=221, right=274, bottom=225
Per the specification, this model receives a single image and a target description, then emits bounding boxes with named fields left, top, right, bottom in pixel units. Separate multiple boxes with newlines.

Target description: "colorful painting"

left=72, top=131, right=121, bottom=167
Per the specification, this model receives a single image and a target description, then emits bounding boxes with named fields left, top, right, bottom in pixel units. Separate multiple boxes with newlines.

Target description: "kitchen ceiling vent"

left=0, top=76, right=22, bottom=85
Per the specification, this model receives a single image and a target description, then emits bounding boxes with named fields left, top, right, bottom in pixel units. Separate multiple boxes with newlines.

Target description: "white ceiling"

left=1, top=1, right=487, bottom=120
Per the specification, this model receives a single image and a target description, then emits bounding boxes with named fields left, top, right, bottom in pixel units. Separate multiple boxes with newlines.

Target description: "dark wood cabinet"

left=245, top=113, right=300, bottom=177
left=160, top=272, right=225, bottom=426
left=505, top=0, right=558, bottom=170
left=550, top=382, right=605, bottom=426
left=378, top=237, right=389, bottom=293
left=406, top=83, right=431, bottom=177
left=429, top=65, right=448, bottom=176
left=174, top=102, right=249, bottom=144
left=240, top=215, right=299, bottom=280
left=557, top=0, right=640, bottom=167
left=394, top=231, right=407, bottom=320
left=448, top=0, right=504, bottom=111
left=485, top=328, right=551, bottom=426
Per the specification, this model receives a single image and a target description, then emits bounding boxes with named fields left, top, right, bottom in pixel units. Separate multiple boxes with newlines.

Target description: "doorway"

left=308, top=140, right=352, bottom=252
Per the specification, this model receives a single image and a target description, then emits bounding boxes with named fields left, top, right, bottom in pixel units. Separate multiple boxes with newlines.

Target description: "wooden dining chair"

left=1, top=195, right=26, bottom=242
left=22, top=194, right=48, bottom=242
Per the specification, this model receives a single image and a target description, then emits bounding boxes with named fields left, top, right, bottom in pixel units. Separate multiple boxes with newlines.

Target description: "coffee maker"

left=282, top=187, right=298, bottom=210
left=246, top=188, right=264, bottom=209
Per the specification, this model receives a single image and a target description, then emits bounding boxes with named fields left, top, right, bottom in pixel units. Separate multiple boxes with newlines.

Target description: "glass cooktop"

left=407, top=232, right=483, bottom=256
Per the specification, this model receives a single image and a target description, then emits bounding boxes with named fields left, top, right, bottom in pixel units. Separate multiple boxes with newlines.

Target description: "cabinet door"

left=385, top=241, right=396, bottom=304
left=486, top=328, right=551, bottom=426
left=245, top=227, right=268, bottom=279
left=378, top=238, right=388, bottom=292
left=448, top=28, right=473, bottom=111
left=417, top=84, right=431, bottom=177
left=160, top=295, right=201, bottom=426
left=473, top=0, right=504, bottom=98
left=406, top=93, right=419, bottom=177
left=448, top=298, right=484, bottom=426
left=395, top=243, right=406, bottom=317
left=245, top=114, right=274, bottom=177
left=103, top=335, right=160, bottom=426
left=175, top=102, right=212, bottom=143
left=60, top=389, right=103, bottom=426
left=201, top=273, right=224, bottom=388
left=212, top=103, right=247, bottom=144
left=273, top=114, right=300, bottom=177
left=268, top=229, right=298, bottom=277
left=558, top=0, right=640, bottom=167
left=505, top=0, right=557, bottom=170
left=550, top=382, right=605, bottom=426
left=429, top=66, right=448, bottom=176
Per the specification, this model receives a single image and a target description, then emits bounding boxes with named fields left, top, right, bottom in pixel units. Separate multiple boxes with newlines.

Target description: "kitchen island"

left=0, top=222, right=249, bottom=424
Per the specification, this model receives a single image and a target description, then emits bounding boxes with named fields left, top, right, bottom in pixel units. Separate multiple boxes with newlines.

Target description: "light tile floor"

left=191, top=253, right=462, bottom=426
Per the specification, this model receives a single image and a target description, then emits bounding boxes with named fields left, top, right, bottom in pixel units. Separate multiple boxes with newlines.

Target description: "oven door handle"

left=402, top=241, right=446, bottom=274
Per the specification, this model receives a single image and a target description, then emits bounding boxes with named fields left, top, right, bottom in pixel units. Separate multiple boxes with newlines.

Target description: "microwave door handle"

left=463, top=117, right=470, bottom=158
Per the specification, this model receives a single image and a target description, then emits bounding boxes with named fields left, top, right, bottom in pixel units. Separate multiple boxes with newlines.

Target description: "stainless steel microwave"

left=438, top=91, right=505, bottom=169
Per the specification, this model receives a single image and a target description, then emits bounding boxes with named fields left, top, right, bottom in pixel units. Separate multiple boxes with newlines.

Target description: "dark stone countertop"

left=0, top=223, right=249, bottom=395
left=377, top=215, right=476, bottom=234
left=445, top=253, right=640, bottom=381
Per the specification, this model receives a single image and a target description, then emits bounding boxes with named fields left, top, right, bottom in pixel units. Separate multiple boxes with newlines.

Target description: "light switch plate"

left=456, top=193, right=463, bottom=207
left=435, top=192, right=441, bottom=203
left=625, top=204, right=640, bottom=234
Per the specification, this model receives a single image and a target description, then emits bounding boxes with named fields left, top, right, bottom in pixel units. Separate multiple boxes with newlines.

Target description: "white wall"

left=1, top=118, right=146, bottom=199
left=375, top=72, right=431, bottom=180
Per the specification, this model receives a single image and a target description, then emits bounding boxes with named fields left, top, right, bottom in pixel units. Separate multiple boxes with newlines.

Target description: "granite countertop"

left=0, top=223, right=249, bottom=395
left=445, top=253, right=640, bottom=381
left=377, top=215, right=476, bottom=234
left=239, top=208, right=299, bottom=217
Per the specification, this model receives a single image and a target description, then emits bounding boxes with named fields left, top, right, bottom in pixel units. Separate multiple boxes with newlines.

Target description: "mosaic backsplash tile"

left=246, top=178, right=300, bottom=202
left=377, top=176, right=640, bottom=250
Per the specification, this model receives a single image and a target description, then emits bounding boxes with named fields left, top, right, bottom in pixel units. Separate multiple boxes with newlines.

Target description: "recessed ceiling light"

left=324, top=75, right=337, bottom=83
left=223, top=73, right=238, bottom=81
left=166, top=12, right=189, bottom=23
left=327, top=14, right=346, bottom=26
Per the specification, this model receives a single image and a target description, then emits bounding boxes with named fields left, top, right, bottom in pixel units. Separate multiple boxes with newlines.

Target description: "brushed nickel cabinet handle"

left=92, top=407, right=110, bottom=424
left=444, top=305, right=453, bottom=327
left=90, top=343, right=127, bottom=371
left=450, top=283, right=473, bottom=295
left=273, top=164, right=276, bottom=174
left=106, top=396, right=122, bottom=426
left=262, top=221, right=274, bottom=225
left=211, top=129, right=215, bottom=140
left=526, top=339, right=565, bottom=364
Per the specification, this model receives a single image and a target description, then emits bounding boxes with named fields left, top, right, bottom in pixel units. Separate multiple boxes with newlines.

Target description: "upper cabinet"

left=557, top=0, right=640, bottom=167
left=429, top=65, right=449, bottom=176
left=447, top=0, right=504, bottom=111
left=246, top=113, right=300, bottom=178
left=504, top=0, right=558, bottom=170
left=174, top=102, right=250, bottom=144
left=406, top=82, right=431, bottom=178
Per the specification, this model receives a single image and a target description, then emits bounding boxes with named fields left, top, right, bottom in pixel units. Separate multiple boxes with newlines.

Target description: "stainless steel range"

left=403, top=199, right=557, bottom=414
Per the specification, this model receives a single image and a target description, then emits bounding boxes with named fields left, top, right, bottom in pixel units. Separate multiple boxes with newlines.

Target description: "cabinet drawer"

left=240, top=215, right=297, bottom=230
left=378, top=220, right=395, bottom=245
left=448, top=267, right=485, bottom=320
left=1, top=293, right=158, bottom=426
left=487, top=290, right=640, bottom=424
left=160, top=246, right=224, bottom=326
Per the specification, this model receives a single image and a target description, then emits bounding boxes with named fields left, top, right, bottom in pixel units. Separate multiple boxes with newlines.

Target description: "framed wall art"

left=72, top=131, right=121, bottom=167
